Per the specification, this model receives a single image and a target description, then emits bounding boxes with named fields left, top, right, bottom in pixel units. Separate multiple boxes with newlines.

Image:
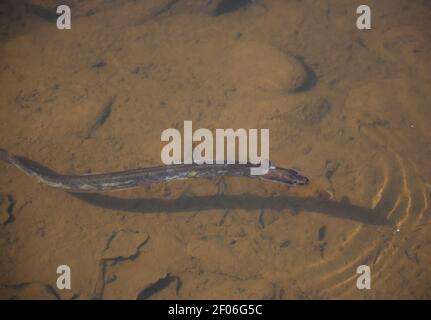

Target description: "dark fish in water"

left=0, top=149, right=309, bottom=193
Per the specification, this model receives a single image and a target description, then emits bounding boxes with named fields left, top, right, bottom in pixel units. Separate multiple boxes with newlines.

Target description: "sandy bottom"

left=0, top=0, right=430, bottom=299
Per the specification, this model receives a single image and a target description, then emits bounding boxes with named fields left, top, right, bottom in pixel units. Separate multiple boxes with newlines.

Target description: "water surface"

left=0, top=0, right=430, bottom=299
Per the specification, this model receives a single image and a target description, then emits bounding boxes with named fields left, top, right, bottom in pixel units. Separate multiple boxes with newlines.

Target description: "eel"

left=0, top=148, right=309, bottom=193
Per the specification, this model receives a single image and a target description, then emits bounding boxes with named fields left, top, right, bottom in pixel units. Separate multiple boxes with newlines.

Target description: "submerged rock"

left=225, top=42, right=308, bottom=94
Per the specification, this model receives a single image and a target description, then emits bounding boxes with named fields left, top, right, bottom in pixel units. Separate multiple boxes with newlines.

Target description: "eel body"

left=0, top=148, right=309, bottom=193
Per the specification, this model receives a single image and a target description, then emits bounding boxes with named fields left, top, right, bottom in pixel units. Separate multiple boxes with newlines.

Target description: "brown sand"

left=0, top=0, right=430, bottom=299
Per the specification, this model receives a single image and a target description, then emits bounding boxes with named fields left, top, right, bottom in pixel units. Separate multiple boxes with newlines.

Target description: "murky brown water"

left=0, top=0, right=430, bottom=299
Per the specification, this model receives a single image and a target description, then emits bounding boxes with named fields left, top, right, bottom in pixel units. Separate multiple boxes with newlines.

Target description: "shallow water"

left=0, top=0, right=430, bottom=299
